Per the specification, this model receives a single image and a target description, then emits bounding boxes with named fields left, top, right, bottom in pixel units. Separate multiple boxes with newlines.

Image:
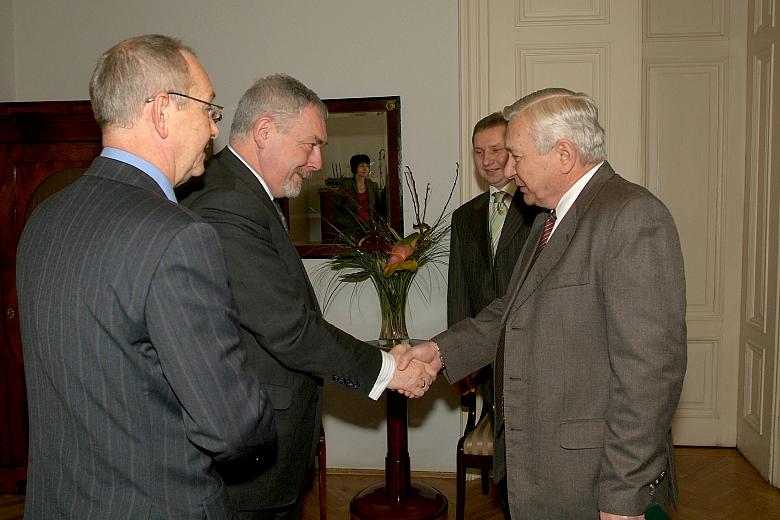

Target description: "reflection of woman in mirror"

left=334, top=154, right=386, bottom=235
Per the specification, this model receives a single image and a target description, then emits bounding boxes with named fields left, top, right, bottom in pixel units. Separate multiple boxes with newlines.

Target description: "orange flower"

left=383, top=233, right=421, bottom=276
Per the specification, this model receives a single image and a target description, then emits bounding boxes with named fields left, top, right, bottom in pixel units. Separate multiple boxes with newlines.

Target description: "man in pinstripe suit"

left=16, top=35, right=274, bottom=519
left=448, top=113, right=540, bottom=517
left=448, top=112, right=540, bottom=399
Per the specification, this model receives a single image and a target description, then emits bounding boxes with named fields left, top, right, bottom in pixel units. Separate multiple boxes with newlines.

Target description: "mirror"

left=283, top=96, right=402, bottom=258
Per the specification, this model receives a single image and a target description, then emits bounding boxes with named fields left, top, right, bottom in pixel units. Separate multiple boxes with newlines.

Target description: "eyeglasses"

left=146, top=91, right=223, bottom=122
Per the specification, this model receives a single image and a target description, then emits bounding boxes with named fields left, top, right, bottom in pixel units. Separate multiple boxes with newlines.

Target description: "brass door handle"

left=6, top=307, right=15, bottom=320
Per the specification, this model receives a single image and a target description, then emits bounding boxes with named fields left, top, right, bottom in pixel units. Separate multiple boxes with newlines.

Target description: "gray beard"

left=282, top=168, right=310, bottom=198
left=282, top=179, right=301, bottom=198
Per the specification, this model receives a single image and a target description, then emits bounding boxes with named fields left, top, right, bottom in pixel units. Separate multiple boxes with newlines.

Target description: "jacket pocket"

left=559, top=418, right=605, bottom=449
left=262, top=383, right=292, bottom=410
left=545, top=270, right=589, bottom=290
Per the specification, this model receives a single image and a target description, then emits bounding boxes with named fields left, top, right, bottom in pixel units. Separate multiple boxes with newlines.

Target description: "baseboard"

left=324, top=468, right=456, bottom=480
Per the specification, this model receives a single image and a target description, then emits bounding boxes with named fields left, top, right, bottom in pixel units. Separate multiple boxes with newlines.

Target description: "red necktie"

left=527, top=209, right=556, bottom=273
left=495, top=209, right=556, bottom=428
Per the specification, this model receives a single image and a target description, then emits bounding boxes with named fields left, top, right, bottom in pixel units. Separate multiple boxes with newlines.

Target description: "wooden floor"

left=2, top=448, right=779, bottom=519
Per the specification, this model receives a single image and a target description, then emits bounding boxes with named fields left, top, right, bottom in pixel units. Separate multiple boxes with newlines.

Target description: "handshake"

left=385, top=342, right=442, bottom=398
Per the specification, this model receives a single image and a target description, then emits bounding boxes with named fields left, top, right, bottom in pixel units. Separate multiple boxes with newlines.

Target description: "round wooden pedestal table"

left=349, top=390, right=448, bottom=520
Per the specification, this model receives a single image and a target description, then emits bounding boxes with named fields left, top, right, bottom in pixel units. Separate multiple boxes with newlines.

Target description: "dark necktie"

left=273, top=199, right=289, bottom=233
left=495, top=209, right=557, bottom=429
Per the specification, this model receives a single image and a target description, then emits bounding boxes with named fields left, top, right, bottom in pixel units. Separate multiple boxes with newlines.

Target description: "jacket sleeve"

left=146, top=221, right=275, bottom=461
left=597, top=194, right=687, bottom=515
left=435, top=294, right=505, bottom=384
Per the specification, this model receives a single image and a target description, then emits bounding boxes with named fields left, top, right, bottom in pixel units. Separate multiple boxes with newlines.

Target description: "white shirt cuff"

left=368, top=351, right=395, bottom=400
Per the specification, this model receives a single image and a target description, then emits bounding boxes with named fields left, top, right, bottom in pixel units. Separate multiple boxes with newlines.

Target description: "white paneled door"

left=738, top=0, right=779, bottom=484
left=459, top=0, right=750, bottom=450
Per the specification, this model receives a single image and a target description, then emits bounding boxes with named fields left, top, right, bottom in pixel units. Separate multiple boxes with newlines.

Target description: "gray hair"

left=503, top=88, right=606, bottom=164
left=230, top=74, right=327, bottom=138
left=89, top=34, right=194, bottom=129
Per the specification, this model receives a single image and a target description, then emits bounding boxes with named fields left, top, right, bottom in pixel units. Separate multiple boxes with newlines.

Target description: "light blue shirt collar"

left=100, top=147, right=177, bottom=202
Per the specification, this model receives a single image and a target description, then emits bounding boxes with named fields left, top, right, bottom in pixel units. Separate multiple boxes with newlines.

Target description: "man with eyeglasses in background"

left=16, top=34, right=274, bottom=519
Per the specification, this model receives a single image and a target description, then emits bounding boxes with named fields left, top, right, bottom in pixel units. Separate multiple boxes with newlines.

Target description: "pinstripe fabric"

left=17, top=157, right=275, bottom=519
left=446, top=189, right=539, bottom=480
left=447, top=190, right=539, bottom=327
left=181, top=148, right=383, bottom=511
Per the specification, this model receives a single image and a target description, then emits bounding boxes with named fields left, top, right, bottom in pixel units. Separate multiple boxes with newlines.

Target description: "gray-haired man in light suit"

left=401, top=88, right=687, bottom=520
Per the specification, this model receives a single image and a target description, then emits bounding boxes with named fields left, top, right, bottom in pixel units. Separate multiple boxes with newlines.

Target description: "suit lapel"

left=216, top=148, right=322, bottom=311
left=217, top=149, right=281, bottom=218
left=495, top=193, right=523, bottom=258
left=505, top=162, right=615, bottom=310
left=505, top=211, right=547, bottom=302
left=466, top=193, right=492, bottom=266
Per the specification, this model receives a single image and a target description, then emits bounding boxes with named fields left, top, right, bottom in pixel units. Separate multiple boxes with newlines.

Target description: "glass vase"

left=377, top=289, right=409, bottom=347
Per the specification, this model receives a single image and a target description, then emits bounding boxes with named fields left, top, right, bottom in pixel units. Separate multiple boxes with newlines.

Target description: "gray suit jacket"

left=182, top=147, right=383, bottom=510
left=436, top=162, right=687, bottom=519
left=17, top=156, right=274, bottom=519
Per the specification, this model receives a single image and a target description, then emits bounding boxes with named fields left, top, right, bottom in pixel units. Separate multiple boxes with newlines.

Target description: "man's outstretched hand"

left=387, top=343, right=440, bottom=398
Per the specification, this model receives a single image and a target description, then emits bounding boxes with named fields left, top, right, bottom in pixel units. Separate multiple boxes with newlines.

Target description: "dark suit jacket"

left=447, top=189, right=538, bottom=326
left=447, top=190, right=539, bottom=409
left=182, top=147, right=383, bottom=510
left=435, top=162, right=687, bottom=519
left=17, top=156, right=274, bottom=519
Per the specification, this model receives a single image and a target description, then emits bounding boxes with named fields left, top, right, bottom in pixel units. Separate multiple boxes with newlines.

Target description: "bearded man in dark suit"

left=182, top=74, right=435, bottom=519
left=402, top=88, right=687, bottom=520
left=16, top=35, right=275, bottom=519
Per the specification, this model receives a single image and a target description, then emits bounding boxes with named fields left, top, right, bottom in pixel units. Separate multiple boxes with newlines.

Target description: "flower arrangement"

left=323, top=165, right=458, bottom=345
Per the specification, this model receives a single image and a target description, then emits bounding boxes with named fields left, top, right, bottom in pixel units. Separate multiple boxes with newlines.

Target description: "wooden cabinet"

left=0, top=101, right=101, bottom=492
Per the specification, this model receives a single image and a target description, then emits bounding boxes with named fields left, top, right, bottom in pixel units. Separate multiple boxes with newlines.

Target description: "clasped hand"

left=387, top=343, right=440, bottom=398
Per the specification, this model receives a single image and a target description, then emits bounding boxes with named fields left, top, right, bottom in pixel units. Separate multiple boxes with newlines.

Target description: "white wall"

left=0, top=0, right=14, bottom=99
left=9, top=0, right=462, bottom=472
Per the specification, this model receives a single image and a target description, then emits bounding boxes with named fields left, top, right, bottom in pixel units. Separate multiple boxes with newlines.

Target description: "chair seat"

left=462, top=411, right=494, bottom=456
